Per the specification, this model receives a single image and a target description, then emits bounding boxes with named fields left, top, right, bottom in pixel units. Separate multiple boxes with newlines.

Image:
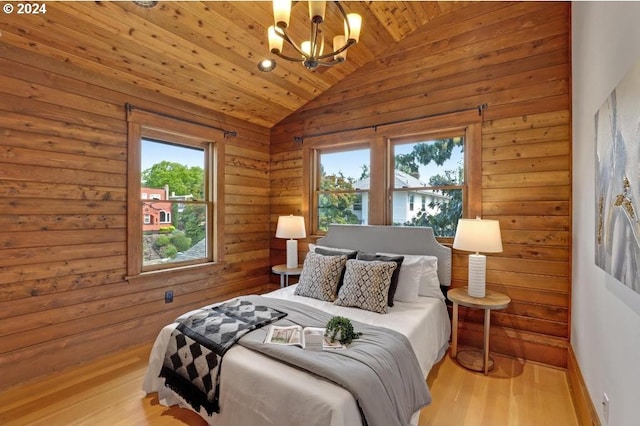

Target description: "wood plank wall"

left=270, top=2, right=572, bottom=367
left=0, top=44, right=272, bottom=391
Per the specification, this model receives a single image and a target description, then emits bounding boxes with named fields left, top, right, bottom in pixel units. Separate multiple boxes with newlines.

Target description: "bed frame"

left=316, top=224, right=452, bottom=287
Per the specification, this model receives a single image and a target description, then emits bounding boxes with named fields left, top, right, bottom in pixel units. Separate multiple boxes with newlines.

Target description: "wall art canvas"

left=595, top=59, right=640, bottom=293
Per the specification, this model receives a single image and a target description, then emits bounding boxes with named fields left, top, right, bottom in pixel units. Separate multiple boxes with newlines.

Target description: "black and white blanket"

left=159, top=298, right=286, bottom=415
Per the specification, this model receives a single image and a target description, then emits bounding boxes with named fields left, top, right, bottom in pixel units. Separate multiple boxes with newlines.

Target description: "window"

left=159, top=210, right=171, bottom=224
left=391, top=133, right=465, bottom=237
left=303, top=110, right=481, bottom=238
left=139, top=140, right=209, bottom=269
left=126, top=107, right=225, bottom=277
left=312, top=146, right=370, bottom=233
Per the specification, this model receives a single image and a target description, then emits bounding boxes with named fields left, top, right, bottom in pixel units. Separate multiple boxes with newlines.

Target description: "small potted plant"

left=325, top=316, right=362, bottom=345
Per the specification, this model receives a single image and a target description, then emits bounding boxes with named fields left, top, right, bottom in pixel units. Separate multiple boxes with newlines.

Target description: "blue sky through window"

left=321, top=142, right=463, bottom=185
left=142, top=139, right=204, bottom=171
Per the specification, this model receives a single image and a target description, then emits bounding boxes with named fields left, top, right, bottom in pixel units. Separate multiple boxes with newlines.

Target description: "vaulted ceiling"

left=0, top=1, right=471, bottom=128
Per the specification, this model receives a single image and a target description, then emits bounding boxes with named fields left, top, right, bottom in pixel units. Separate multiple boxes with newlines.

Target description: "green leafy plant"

left=325, top=316, right=362, bottom=345
left=154, top=235, right=170, bottom=248
left=170, top=232, right=192, bottom=252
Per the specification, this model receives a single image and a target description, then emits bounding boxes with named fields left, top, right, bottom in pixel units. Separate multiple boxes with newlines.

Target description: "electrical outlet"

left=165, top=290, right=174, bottom=303
left=602, top=393, right=609, bottom=424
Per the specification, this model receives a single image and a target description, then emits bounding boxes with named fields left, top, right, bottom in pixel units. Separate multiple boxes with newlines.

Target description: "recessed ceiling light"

left=133, top=1, right=158, bottom=8
left=258, top=59, right=276, bottom=72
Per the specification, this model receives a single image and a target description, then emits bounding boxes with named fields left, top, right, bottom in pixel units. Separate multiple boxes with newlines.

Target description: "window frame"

left=303, top=110, right=481, bottom=239
left=126, top=108, right=225, bottom=280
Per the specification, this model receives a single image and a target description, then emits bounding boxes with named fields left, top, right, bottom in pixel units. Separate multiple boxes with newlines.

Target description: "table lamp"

left=453, top=217, right=503, bottom=297
left=276, top=215, right=306, bottom=268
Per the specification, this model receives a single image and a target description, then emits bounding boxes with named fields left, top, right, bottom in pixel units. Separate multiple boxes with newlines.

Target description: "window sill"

left=125, top=261, right=229, bottom=286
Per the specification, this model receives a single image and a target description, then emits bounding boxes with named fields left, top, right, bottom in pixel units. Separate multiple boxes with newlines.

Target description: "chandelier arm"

left=314, top=39, right=355, bottom=61
left=271, top=50, right=306, bottom=63
left=274, top=26, right=310, bottom=59
left=314, top=58, right=345, bottom=67
left=333, top=0, right=352, bottom=39
left=309, top=21, right=318, bottom=58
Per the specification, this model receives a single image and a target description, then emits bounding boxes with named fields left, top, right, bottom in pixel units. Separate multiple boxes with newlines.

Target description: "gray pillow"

left=294, top=251, right=347, bottom=301
left=335, top=259, right=398, bottom=314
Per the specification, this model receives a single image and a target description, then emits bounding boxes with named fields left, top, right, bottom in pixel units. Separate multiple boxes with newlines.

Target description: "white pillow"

left=378, top=253, right=443, bottom=301
left=419, top=256, right=443, bottom=299
left=386, top=255, right=422, bottom=303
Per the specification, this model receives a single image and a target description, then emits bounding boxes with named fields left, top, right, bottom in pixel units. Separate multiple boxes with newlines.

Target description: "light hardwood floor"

left=0, top=344, right=578, bottom=426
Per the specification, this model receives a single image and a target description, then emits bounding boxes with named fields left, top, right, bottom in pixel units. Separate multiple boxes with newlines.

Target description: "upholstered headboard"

left=316, top=224, right=452, bottom=286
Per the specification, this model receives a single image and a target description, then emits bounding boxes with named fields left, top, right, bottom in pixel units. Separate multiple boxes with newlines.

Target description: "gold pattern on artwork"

left=597, top=194, right=604, bottom=245
left=613, top=176, right=636, bottom=219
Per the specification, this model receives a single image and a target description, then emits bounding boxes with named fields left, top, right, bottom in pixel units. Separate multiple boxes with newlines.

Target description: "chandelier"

left=264, top=0, right=362, bottom=71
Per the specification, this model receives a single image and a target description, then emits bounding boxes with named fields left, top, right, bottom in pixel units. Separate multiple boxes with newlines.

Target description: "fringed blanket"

left=159, top=298, right=286, bottom=415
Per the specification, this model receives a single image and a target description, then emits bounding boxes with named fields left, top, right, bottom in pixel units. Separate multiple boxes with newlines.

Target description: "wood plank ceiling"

left=0, top=1, right=469, bottom=128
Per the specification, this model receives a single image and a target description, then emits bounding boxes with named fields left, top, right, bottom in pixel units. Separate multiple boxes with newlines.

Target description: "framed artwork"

left=595, top=59, right=640, bottom=293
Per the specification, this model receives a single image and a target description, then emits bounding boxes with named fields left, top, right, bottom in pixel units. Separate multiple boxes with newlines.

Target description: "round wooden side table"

left=271, top=264, right=303, bottom=288
left=447, top=287, right=511, bottom=375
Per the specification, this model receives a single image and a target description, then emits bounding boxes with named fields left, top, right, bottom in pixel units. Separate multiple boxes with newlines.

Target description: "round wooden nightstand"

left=271, top=264, right=303, bottom=288
left=447, top=287, right=511, bottom=375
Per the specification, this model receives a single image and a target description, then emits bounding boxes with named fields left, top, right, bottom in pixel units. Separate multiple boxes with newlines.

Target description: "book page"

left=303, top=327, right=325, bottom=351
left=265, top=325, right=302, bottom=345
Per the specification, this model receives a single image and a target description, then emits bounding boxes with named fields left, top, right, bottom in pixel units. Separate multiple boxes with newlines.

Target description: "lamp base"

left=285, top=239, right=298, bottom=269
left=467, top=253, right=487, bottom=297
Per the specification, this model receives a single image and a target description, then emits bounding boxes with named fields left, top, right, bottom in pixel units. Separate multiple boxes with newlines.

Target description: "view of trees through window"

left=316, top=137, right=464, bottom=237
left=318, top=148, right=370, bottom=231
left=393, top=137, right=464, bottom=237
left=141, top=140, right=209, bottom=267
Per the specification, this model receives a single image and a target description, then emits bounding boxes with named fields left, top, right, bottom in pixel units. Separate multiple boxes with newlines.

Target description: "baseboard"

left=566, top=345, right=601, bottom=426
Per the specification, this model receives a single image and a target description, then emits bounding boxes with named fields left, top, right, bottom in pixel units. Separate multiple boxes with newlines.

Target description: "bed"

left=143, top=224, right=452, bottom=426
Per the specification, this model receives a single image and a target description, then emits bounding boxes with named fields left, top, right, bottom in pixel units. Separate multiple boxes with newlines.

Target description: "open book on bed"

left=264, top=325, right=346, bottom=350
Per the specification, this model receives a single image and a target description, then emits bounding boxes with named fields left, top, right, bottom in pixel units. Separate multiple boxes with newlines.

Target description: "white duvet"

left=143, top=285, right=451, bottom=426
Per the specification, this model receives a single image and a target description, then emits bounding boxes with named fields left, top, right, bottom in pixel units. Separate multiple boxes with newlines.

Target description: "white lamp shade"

left=345, top=13, right=362, bottom=42
left=453, top=217, right=502, bottom=298
left=276, top=215, right=305, bottom=268
left=273, top=0, right=291, bottom=28
left=276, top=215, right=306, bottom=239
left=333, top=35, right=347, bottom=60
left=308, top=0, right=326, bottom=21
left=268, top=26, right=284, bottom=52
left=453, top=218, right=503, bottom=254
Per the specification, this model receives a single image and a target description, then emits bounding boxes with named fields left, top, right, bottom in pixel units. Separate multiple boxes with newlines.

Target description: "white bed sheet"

left=143, top=285, right=451, bottom=426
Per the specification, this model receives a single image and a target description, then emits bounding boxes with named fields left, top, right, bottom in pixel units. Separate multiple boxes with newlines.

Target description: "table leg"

left=451, top=301, right=458, bottom=359
left=280, top=274, right=285, bottom=288
left=483, top=308, right=491, bottom=375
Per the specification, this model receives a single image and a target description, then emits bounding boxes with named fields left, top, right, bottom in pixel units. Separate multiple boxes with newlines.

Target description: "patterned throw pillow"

left=314, top=247, right=358, bottom=291
left=356, top=252, right=404, bottom=307
left=335, top=259, right=398, bottom=314
left=294, top=252, right=347, bottom=301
